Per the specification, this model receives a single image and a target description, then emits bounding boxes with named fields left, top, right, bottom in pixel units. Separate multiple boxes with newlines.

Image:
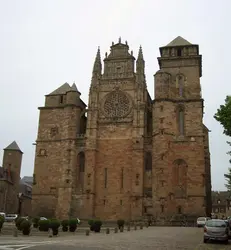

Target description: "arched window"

left=172, top=159, right=187, bottom=198
left=176, top=74, right=185, bottom=97
left=78, top=152, right=85, bottom=172
left=77, top=152, right=85, bottom=191
left=145, top=152, right=152, bottom=171
left=177, top=105, right=185, bottom=135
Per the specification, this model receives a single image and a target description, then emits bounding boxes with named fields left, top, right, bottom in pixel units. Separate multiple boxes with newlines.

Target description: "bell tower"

left=152, top=36, right=208, bottom=220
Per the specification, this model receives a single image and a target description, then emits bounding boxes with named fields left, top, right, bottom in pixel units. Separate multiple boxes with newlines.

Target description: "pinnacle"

left=93, top=46, right=102, bottom=73
left=137, top=45, right=144, bottom=60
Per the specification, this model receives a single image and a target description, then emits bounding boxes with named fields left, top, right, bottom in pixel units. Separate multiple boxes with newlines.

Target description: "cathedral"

left=32, top=36, right=212, bottom=221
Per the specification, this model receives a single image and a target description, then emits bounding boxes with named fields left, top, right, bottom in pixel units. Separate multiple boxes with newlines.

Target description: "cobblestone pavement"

left=0, top=227, right=230, bottom=250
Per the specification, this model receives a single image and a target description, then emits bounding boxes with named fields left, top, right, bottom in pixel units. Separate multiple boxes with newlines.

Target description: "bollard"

left=48, top=229, right=53, bottom=238
left=127, top=225, right=130, bottom=231
left=120, top=227, right=123, bottom=233
left=134, top=225, right=137, bottom=230
left=13, top=228, right=18, bottom=237
left=114, top=227, right=118, bottom=233
left=85, top=229, right=90, bottom=236
left=140, top=224, right=143, bottom=230
left=106, top=228, right=110, bottom=234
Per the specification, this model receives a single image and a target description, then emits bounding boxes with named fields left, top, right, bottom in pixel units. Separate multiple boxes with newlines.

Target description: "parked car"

left=197, top=217, right=209, bottom=227
left=5, top=214, right=18, bottom=222
left=40, top=217, right=47, bottom=221
left=203, top=219, right=229, bottom=244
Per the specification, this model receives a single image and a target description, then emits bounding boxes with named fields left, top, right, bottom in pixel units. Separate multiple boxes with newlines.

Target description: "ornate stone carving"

left=103, top=91, right=131, bottom=118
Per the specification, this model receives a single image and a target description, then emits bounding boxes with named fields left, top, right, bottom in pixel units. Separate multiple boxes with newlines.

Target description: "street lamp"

left=18, top=193, right=23, bottom=216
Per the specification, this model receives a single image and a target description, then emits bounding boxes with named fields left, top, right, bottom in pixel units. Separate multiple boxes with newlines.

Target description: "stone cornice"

left=153, top=98, right=204, bottom=104
left=38, top=104, right=83, bottom=110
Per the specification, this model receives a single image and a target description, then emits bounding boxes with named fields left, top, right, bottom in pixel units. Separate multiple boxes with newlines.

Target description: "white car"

left=197, top=217, right=210, bottom=227
left=5, top=214, right=18, bottom=222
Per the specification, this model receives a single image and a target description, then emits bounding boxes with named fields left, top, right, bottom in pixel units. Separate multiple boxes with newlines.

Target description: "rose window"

left=104, top=91, right=130, bottom=118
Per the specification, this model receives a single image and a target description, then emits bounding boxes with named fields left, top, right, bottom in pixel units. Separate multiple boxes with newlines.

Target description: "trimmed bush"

left=32, top=217, right=40, bottom=228
left=21, top=220, right=31, bottom=235
left=50, top=219, right=60, bottom=236
left=93, top=220, right=102, bottom=233
left=69, top=219, right=77, bottom=232
left=38, top=219, right=50, bottom=232
left=88, top=219, right=95, bottom=231
left=88, top=220, right=95, bottom=231
left=61, top=220, right=69, bottom=232
left=0, top=216, right=4, bottom=232
left=15, top=217, right=26, bottom=231
left=117, top=219, right=125, bottom=230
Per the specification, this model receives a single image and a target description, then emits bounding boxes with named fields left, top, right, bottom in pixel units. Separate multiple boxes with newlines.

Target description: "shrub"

left=32, top=217, right=40, bottom=228
left=117, top=219, right=125, bottom=230
left=93, top=220, right=102, bottom=233
left=0, top=216, right=4, bottom=232
left=88, top=219, right=95, bottom=231
left=69, top=219, right=77, bottom=232
left=38, top=219, right=50, bottom=232
left=61, top=220, right=69, bottom=232
left=50, top=219, right=60, bottom=236
left=21, top=220, right=32, bottom=235
left=15, top=217, right=26, bottom=231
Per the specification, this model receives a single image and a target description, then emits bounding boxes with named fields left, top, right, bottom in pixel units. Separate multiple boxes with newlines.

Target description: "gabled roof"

left=165, top=36, right=192, bottom=47
left=4, top=141, right=23, bottom=153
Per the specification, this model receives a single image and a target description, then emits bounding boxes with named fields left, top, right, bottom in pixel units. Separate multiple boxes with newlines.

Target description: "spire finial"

left=137, top=45, right=144, bottom=60
left=119, top=37, right=121, bottom=43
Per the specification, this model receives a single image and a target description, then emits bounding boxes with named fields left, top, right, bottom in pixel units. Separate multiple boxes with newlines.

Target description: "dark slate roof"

left=21, top=176, right=33, bottom=186
left=19, top=179, right=32, bottom=199
left=4, top=141, right=23, bottom=153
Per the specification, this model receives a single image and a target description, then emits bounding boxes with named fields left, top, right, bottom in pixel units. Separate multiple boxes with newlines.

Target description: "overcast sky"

left=0, top=0, right=230, bottom=191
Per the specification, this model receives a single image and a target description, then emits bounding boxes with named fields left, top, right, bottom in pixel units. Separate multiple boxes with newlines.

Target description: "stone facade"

left=32, top=36, right=212, bottom=221
left=0, top=142, right=32, bottom=216
left=212, top=191, right=231, bottom=218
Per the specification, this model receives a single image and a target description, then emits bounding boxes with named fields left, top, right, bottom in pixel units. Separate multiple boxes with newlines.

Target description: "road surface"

left=0, top=226, right=230, bottom=249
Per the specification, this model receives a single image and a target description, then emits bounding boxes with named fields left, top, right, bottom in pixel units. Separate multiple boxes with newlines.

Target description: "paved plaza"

left=0, top=227, right=230, bottom=250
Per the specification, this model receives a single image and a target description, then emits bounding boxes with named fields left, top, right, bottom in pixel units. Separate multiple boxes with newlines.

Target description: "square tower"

left=152, top=36, right=211, bottom=220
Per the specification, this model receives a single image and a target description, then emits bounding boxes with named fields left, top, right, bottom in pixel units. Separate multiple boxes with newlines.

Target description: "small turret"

left=66, top=82, right=81, bottom=105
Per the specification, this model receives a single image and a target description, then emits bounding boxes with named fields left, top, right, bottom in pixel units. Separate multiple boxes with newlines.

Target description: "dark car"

left=204, top=219, right=229, bottom=244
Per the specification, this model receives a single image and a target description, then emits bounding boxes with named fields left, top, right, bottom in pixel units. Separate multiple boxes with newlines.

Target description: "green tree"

left=224, top=168, right=231, bottom=192
left=214, top=95, right=231, bottom=136
left=214, top=95, right=231, bottom=191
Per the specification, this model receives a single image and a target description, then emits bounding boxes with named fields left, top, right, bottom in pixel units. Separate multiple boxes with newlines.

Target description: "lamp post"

left=18, top=193, right=23, bottom=216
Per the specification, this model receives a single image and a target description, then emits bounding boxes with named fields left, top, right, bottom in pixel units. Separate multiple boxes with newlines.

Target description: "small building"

left=212, top=191, right=231, bottom=218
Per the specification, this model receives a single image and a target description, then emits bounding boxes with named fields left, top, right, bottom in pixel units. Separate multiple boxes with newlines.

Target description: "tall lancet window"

left=178, top=75, right=184, bottom=97
left=178, top=106, right=185, bottom=135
